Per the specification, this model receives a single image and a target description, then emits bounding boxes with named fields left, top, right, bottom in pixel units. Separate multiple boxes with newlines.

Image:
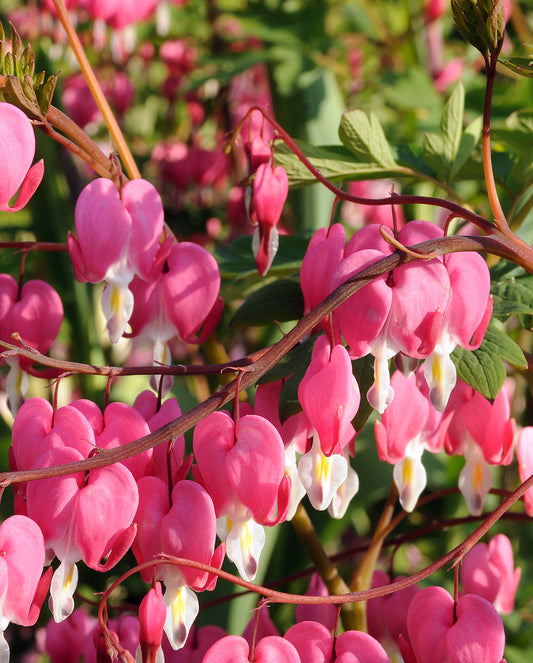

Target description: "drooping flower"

left=461, top=534, right=521, bottom=614
left=250, top=163, right=289, bottom=276
left=68, top=178, right=165, bottom=342
left=406, top=586, right=505, bottom=663
left=193, top=411, right=290, bottom=580
left=443, top=380, right=515, bottom=515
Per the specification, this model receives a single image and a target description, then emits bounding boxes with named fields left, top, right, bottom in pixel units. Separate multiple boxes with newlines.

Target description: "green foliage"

left=452, top=325, right=527, bottom=401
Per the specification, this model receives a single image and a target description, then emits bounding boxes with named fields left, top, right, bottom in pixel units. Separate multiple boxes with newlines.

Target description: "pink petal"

left=73, top=178, right=131, bottom=283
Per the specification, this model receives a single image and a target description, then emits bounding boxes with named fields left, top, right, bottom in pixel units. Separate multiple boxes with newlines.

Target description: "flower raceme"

left=301, top=221, right=492, bottom=414
left=0, top=102, right=44, bottom=213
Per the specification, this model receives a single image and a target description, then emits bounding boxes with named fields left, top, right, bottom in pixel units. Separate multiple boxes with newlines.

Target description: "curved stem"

left=51, top=0, right=141, bottom=180
left=482, top=50, right=508, bottom=231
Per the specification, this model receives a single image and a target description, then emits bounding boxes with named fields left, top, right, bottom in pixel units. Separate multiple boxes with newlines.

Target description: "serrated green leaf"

left=482, top=326, right=527, bottom=367
left=338, top=110, right=397, bottom=168
left=230, top=279, right=304, bottom=327
left=451, top=324, right=526, bottom=400
left=452, top=343, right=506, bottom=401
left=274, top=140, right=402, bottom=187
left=490, top=277, right=533, bottom=323
left=441, top=82, right=464, bottom=167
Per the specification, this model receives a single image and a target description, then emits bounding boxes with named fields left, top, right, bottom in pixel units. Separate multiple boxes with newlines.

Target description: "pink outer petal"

left=254, top=636, right=301, bottom=663
left=335, top=630, right=390, bottom=663
left=25, top=446, right=84, bottom=555
left=345, top=224, right=392, bottom=255
left=133, top=391, right=185, bottom=483
left=95, top=402, right=153, bottom=480
left=461, top=543, right=500, bottom=605
left=398, top=219, right=444, bottom=246
left=8, top=280, right=63, bottom=356
left=72, top=462, right=139, bottom=569
left=73, top=178, right=131, bottom=283
left=133, top=476, right=169, bottom=582
left=193, top=411, right=236, bottom=516
left=445, top=384, right=515, bottom=465
left=0, top=273, right=18, bottom=341
left=518, top=426, right=533, bottom=515
left=161, top=480, right=219, bottom=591
left=331, top=249, right=392, bottom=358
left=298, top=337, right=359, bottom=456
left=375, top=371, right=430, bottom=463
left=284, top=621, right=332, bottom=663
left=121, top=179, right=164, bottom=280
left=0, top=160, right=44, bottom=213
left=407, top=586, right=454, bottom=663
left=13, top=400, right=95, bottom=474
left=253, top=164, right=288, bottom=228
left=202, top=635, right=250, bottom=662
left=443, top=252, right=491, bottom=349
left=162, top=242, right=221, bottom=342
left=300, top=224, right=346, bottom=314
left=254, top=380, right=309, bottom=451
left=128, top=274, right=163, bottom=337
left=229, top=415, right=286, bottom=523
left=387, top=260, right=450, bottom=358
left=447, top=594, right=505, bottom=663
left=0, top=103, right=43, bottom=211
left=0, top=515, right=46, bottom=626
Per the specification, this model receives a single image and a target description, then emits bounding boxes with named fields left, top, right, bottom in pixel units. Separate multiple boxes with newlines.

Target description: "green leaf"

left=482, top=325, right=526, bottom=368
left=441, top=82, right=464, bottom=167
left=230, top=279, right=304, bottom=327
left=490, top=276, right=533, bottom=324
left=451, top=116, right=482, bottom=179
left=451, top=325, right=526, bottom=400
left=421, top=132, right=448, bottom=180
left=338, top=110, right=397, bottom=168
left=451, top=343, right=506, bottom=401
left=274, top=140, right=402, bottom=187
left=499, top=57, right=533, bottom=78
left=35, top=73, right=58, bottom=115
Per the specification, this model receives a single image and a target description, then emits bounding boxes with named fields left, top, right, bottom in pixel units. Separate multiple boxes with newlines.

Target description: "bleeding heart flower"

left=406, top=586, right=505, bottom=663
